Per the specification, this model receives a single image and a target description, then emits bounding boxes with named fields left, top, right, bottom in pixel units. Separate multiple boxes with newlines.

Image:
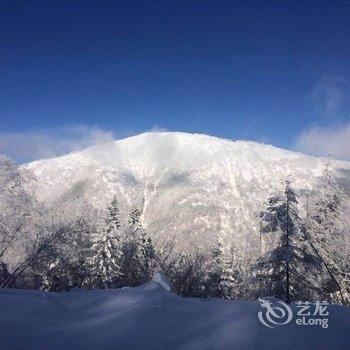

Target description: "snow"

left=152, top=271, right=171, bottom=291
left=0, top=280, right=349, bottom=349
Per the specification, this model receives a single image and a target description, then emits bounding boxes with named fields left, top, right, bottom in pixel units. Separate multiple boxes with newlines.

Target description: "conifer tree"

left=219, top=247, right=236, bottom=299
left=140, top=235, right=157, bottom=279
left=229, top=243, right=245, bottom=298
left=254, top=178, right=323, bottom=302
left=120, top=207, right=155, bottom=286
left=206, top=230, right=224, bottom=297
left=89, top=196, right=123, bottom=289
left=122, top=207, right=145, bottom=287
left=306, top=159, right=350, bottom=304
left=207, top=228, right=243, bottom=299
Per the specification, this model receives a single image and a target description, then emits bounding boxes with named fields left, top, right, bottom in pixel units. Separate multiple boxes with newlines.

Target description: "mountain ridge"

left=27, top=131, right=345, bottom=166
left=24, top=132, right=350, bottom=254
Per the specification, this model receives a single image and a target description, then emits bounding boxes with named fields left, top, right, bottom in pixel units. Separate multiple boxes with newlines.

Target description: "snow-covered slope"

left=25, top=132, right=350, bottom=253
left=0, top=277, right=349, bottom=349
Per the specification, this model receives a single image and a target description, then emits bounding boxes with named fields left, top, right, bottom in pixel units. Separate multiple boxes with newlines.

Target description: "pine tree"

left=119, top=206, right=157, bottom=286
left=42, top=258, right=72, bottom=292
left=254, top=178, right=323, bottom=302
left=129, top=207, right=142, bottom=227
left=230, top=243, right=245, bottom=298
left=207, top=228, right=243, bottom=299
left=120, top=207, right=144, bottom=286
left=306, top=160, right=350, bottom=304
left=206, top=230, right=224, bottom=297
left=89, top=196, right=123, bottom=289
left=140, top=235, right=157, bottom=279
left=219, top=247, right=236, bottom=299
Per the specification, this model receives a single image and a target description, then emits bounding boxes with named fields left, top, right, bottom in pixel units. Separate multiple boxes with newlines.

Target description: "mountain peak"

left=27, top=131, right=312, bottom=169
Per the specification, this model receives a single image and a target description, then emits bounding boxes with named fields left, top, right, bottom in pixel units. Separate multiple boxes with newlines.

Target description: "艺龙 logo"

left=258, top=298, right=293, bottom=328
left=257, top=298, right=329, bottom=328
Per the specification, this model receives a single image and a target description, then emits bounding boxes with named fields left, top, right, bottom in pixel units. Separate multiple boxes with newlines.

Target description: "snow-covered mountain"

left=25, top=132, right=350, bottom=254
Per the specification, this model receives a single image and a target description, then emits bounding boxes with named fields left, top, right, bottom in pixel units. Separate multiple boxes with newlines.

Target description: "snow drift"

left=0, top=275, right=349, bottom=350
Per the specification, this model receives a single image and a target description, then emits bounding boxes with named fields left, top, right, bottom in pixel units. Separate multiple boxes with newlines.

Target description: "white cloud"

left=0, top=125, right=116, bottom=163
left=309, top=75, right=348, bottom=117
left=149, top=125, right=169, bottom=133
left=295, top=123, right=350, bottom=161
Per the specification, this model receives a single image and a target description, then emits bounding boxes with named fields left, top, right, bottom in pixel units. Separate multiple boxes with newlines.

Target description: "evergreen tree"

left=254, top=178, right=323, bottom=302
left=42, top=257, right=73, bottom=292
left=89, top=196, right=123, bottom=289
left=207, top=229, right=243, bottom=299
left=206, top=230, right=224, bottom=297
left=306, top=160, right=350, bottom=304
left=129, top=207, right=142, bottom=227
left=140, top=235, right=157, bottom=279
left=120, top=207, right=144, bottom=286
left=229, top=243, right=245, bottom=298
left=120, top=206, right=156, bottom=286
left=219, top=243, right=244, bottom=300
left=219, top=247, right=236, bottom=299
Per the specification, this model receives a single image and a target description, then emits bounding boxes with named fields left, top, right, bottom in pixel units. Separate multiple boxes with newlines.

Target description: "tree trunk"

left=286, top=193, right=290, bottom=303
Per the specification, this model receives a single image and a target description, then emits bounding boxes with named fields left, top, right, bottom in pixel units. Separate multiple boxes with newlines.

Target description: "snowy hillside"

left=0, top=275, right=349, bottom=350
left=25, top=132, right=350, bottom=253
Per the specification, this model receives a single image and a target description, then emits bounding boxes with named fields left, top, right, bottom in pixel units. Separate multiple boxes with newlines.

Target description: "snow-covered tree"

left=120, top=206, right=156, bottom=286
left=120, top=207, right=143, bottom=286
left=0, top=156, right=34, bottom=263
left=170, top=251, right=208, bottom=297
left=206, top=230, right=224, bottom=297
left=41, top=257, right=73, bottom=292
left=140, top=233, right=157, bottom=279
left=218, top=247, right=236, bottom=299
left=254, top=178, right=323, bottom=302
left=305, top=161, right=350, bottom=304
left=0, top=262, right=9, bottom=286
left=40, top=217, right=94, bottom=291
left=206, top=228, right=244, bottom=299
left=88, top=196, right=123, bottom=289
left=0, top=156, right=58, bottom=288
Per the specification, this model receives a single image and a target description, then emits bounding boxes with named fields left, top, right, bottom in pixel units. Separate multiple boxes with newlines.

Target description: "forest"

left=0, top=155, right=349, bottom=305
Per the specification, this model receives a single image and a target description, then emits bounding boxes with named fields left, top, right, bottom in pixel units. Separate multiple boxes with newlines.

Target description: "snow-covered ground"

left=1, top=275, right=349, bottom=350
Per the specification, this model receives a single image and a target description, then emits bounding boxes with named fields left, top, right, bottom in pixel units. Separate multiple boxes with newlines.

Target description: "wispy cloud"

left=309, top=75, right=348, bottom=117
left=0, top=125, right=116, bottom=163
left=149, top=125, right=169, bottom=133
left=295, top=122, right=350, bottom=161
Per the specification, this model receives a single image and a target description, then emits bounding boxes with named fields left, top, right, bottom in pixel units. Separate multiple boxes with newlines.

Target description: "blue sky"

left=1, top=1, right=350, bottom=162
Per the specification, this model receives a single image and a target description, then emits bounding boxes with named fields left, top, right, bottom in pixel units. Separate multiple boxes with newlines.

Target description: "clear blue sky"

left=1, top=0, right=350, bottom=159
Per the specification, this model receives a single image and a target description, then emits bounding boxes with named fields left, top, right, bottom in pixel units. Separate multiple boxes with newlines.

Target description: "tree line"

left=0, top=155, right=349, bottom=304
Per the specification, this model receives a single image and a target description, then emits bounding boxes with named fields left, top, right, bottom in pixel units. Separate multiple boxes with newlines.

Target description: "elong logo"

left=258, top=298, right=293, bottom=328
left=258, top=298, right=329, bottom=329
